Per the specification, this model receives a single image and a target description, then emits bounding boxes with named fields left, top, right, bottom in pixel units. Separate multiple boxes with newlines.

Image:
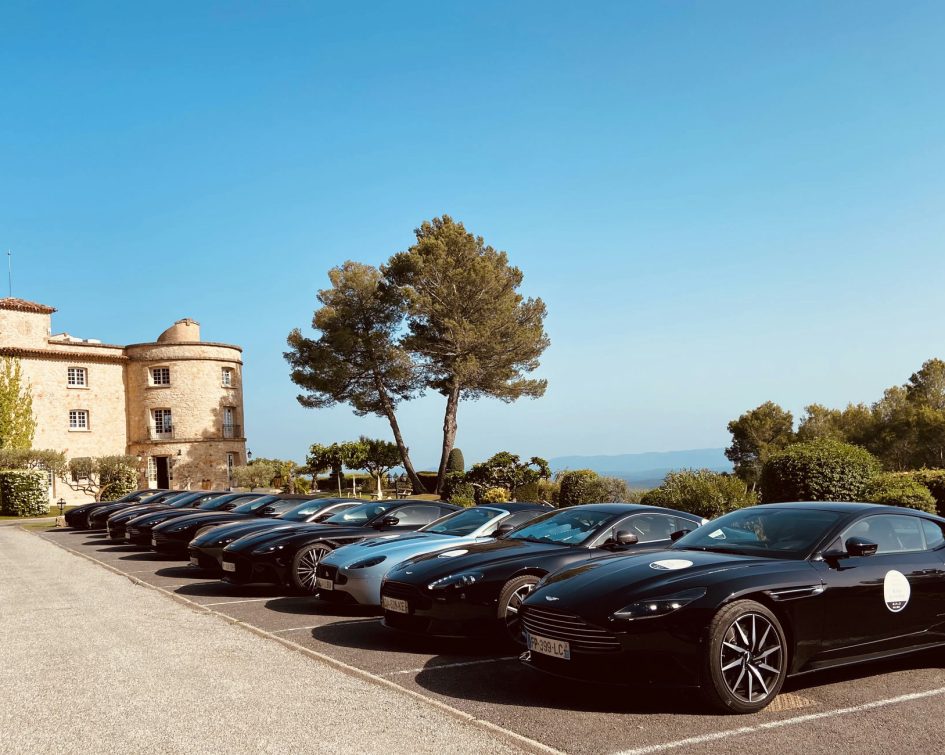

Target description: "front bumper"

left=188, top=546, right=224, bottom=571
left=151, top=532, right=190, bottom=554
left=316, top=563, right=383, bottom=606
left=379, top=580, right=498, bottom=637
left=124, top=525, right=154, bottom=547
left=220, top=552, right=286, bottom=586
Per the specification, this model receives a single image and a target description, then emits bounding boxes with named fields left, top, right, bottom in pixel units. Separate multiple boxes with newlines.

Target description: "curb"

left=29, top=527, right=564, bottom=755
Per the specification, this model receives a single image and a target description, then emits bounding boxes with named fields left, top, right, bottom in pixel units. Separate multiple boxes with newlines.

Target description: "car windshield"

left=506, top=508, right=615, bottom=546
left=674, top=508, right=844, bottom=559
left=232, top=495, right=279, bottom=514
left=421, top=507, right=502, bottom=536
left=323, top=501, right=398, bottom=525
left=198, top=495, right=246, bottom=510
left=168, top=494, right=204, bottom=508
left=278, top=501, right=329, bottom=521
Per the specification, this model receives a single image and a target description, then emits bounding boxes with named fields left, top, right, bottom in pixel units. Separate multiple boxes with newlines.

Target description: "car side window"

left=840, top=514, right=926, bottom=554
left=481, top=510, right=539, bottom=536
left=390, top=505, right=440, bottom=526
left=625, top=513, right=683, bottom=544
left=921, top=519, right=945, bottom=550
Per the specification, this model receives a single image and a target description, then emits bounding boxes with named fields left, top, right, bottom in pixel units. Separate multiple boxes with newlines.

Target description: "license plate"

left=222, top=561, right=236, bottom=572
left=527, top=633, right=571, bottom=660
left=190, top=557, right=199, bottom=567
left=316, top=577, right=333, bottom=591
left=382, top=596, right=409, bottom=614
left=151, top=537, right=157, bottom=547
left=125, top=532, right=132, bottom=540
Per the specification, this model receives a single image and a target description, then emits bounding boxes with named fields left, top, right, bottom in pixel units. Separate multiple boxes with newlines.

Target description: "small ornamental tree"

left=641, top=469, right=757, bottom=519
left=0, top=357, right=36, bottom=450
left=447, top=447, right=465, bottom=474
left=557, top=469, right=602, bottom=507
left=307, top=442, right=364, bottom=496
left=864, top=473, right=937, bottom=514
left=230, top=459, right=278, bottom=491
left=349, top=436, right=402, bottom=499
left=760, top=439, right=880, bottom=503
left=465, top=452, right=550, bottom=500
left=65, top=455, right=138, bottom=501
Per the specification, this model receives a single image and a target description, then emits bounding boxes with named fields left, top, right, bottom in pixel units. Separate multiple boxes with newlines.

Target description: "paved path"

left=0, top=527, right=525, bottom=755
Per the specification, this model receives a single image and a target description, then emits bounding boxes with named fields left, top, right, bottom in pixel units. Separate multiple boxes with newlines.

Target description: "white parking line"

left=613, top=686, right=945, bottom=755
left=385, top=656, right=519, bottom=676
left=202, top=597, right=273, bottom=606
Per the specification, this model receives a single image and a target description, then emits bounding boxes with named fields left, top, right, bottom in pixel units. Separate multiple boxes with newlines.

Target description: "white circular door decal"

left=649, top=559, right=694, bottom=571
left=884, top=570, right=911, bottom=613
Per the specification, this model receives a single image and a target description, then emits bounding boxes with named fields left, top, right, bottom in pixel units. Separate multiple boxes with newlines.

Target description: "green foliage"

left=0, top=358, right=36, bottom=450
left=465, top=452, right=550, bottom=495
left=384, top=215, right=550, bottom=490
left=536, top=478, right=559, bottom=505
left=760, top=439, right=881, bottom=503
left=246, top=457, right=307, bottom=493
left=97, top=456, right=138, bottom=501
left=446, top=481, right=476, bottom=507
left=906, top=469, right=945, bottom=515
left=447, top=447, right=465, bottom=474
left=641, top=469, right=757, bottom=519
left=0, top=469, right=48, bottom=517
left=864, top=473, right=937, bottom=514
left=590, top=475, right=634, bottom=503
left=481, top=486, right=511, bottom=503
left=285, top=261, right=423, bottom=492
left=307, top=441, right=366, bottom=495
left=416, top=472, right=439, bottom=494
left=0, top=448, right=66, bottom=476
left=557, top=469, right=603, bottom=508
left=230, top=459, right=278, bottom=491
left=725, top=401, right=795, bottom=487
left=346, top=436, right=402, bottom=497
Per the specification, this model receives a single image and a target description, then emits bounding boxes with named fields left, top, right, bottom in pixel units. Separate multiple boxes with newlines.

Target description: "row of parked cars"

left=65, top=488, right=945, bottom=714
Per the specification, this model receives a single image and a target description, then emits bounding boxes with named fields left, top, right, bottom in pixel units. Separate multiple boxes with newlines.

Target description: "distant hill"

left=549, top=448, right=731, bottom=489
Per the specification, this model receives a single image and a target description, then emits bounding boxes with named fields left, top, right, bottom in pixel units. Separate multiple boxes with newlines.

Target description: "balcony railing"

left=149, top=425, right=175, bottom=440
left=222, top=424, right=242, bottom=439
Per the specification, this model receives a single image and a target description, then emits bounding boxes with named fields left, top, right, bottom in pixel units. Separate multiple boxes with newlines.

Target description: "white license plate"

left=316, top=577, right=333, bottom=591
left=125, top=532, right=132, bottom=540
left=382, top=596, right=409, bottom=614
left=151, top=537, right=157, bottom=547
left=190, top=557, right=199, bottom=566
left=527, top=633, right=571, bottom=660
left=222, top=561, right=236, bottom=572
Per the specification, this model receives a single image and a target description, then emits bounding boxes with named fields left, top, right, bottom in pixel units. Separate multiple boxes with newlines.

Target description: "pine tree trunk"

left=372, top=371, right=425, bottom=494
left=435, top=382, right=461, bottom=494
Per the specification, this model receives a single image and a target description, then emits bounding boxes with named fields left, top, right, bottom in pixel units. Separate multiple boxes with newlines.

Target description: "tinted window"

left=675, top=507, right=843, bottom=559
left=487, top=509, right=544, bottom=535
left=922, top=519, right=945, bottom=549
left=507, top=508, right=615, bottom=546
left=423, top=507, right=500, bottom=536
left=842, top=515, right=926, bottom=554
left=621, top=513, right=688, bottom=544
left=324, top=501, right=397, bottom=525
left=231, top=495, right=278, bottom=514
left=389, top=505, right=440, bottom=526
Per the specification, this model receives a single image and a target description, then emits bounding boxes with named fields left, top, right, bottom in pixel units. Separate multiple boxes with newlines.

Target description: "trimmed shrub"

left=416, top=472, right=439, bottom=495
left=907, top=469, right=945, bottom=516
left=760, top=439, right=880, bottom=503
left=481, top=486, right=511, bottom=503
left=442, top=472, right=475, bottom=506
left=0, top=469, right=49, bottom=517
left=864, top=473, right=937, bottom=514
left=557, top=470, right=602, bottom=508
left=512, top=480, right=540, bottom=502
left=97, top=456, right=138, bottom=501
left=447, top=448, right=465, bottom=474
left=536, top=479, right=559, bottom=505
left=641, top=469, right=757, bottom=519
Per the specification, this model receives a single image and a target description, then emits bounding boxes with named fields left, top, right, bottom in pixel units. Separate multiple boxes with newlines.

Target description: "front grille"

left=317, top=564, right=338, bottom=581
left=381, top=580, right=432, bottom=610
left=521, top=606, right=620, bottom=654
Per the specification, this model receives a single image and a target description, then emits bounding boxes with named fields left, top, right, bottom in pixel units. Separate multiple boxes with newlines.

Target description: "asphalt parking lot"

left=38, top=526, right=945, bottom=754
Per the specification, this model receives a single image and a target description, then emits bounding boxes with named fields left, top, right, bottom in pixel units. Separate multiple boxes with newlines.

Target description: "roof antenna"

left=6, top=250, right=11, bottom=297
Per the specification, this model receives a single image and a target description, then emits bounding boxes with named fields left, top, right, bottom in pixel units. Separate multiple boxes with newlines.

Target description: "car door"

left=817, top=513, right=945, bottom=660
left=589, top=512, right=693, bottom=553
left=382, top=505, right=441, bottom=531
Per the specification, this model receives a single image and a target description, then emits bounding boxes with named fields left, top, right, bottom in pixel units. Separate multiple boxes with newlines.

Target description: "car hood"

left=127, top=509, right=202, bottom=527
left=110, top=504, right=170, bottom=523
left=191, top=519, right=288, bottom=546
left=385, top=538, right=568, bottom=583
left=153, top=511, right=246, bottom=532
left=323, top=532, right=473, bottom=568
left=526, top=549, right=802, bottom=613
left=224, top=522, right=345, bottom=553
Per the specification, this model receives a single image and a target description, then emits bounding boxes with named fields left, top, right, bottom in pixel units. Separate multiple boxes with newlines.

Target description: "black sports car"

left=187, top=497, right=362, bottom=571
left=104, top=491, right=225, bottom=540
left=221, top=500, right=459, bottom=591
left=87, top=490, right=191, bottom=530
left=380, top=503, right=705, bottom=641
left=64, top=489, right=164, bottom=529
left=124, top=492, right=265, bottom=547
left=150, top=494, right=310, bottom=555
left=519, top=502, right=945, bottom=714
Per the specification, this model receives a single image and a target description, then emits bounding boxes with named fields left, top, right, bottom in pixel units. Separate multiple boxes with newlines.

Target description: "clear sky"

left=3, top=2, right=944, bottom=468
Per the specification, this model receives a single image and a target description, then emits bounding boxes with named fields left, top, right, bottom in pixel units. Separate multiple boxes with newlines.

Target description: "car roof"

left=474, top=502, right=551, bottom=512
left=562, top=503, right=663, bottom=514
left=758, top=501, right=909, bottom=514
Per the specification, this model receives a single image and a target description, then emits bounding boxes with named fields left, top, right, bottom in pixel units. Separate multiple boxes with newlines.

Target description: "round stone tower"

left=125, top=319, right=245, bottom=490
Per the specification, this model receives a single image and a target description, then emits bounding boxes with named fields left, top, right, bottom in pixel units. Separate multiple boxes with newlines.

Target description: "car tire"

left=291, top=543, right=333, bottom=594
left=701, top=599, right=788, bottom=714
left=497, top=575, right=540, bottom=645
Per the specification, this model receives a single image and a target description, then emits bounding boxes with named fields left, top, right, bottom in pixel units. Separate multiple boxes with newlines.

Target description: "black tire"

left=290, top=543, right=333, bottom=594
left=701, top=599, right=788, bottom=714
left=497, top=575, right=540, bottom=645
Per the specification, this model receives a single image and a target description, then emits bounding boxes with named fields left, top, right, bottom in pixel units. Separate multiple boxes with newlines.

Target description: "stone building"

left=0, top=297, right=246, bottom=502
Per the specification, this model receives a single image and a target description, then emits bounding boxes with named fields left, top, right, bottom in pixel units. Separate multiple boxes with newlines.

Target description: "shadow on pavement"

left=155, top=565, right=205, bottom=579
left=309, top=620, right=507, bottom=658
left=263, top=596, right=327, bottom=615
left=118, top=552, right=181, bottom=562
left=174, top=582, right=283, bottom=598
left=782, top=648, right=943, bottom=695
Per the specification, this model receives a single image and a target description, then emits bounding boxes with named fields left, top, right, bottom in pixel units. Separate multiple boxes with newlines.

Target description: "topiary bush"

left=557, top=470, right=602, bottom=507
left=481, top=486, right=511, bottom=503
left=416, top=472, right=439, bottom=495
left=447, top=448, right=465, bottom=474
left=760, top=439, right=880, bottom=503
left=641, top=469, right=757, bottom=519
left=864, top=473, right=937, bottom=514
left=97, top=455, right=138, bottom=501
left=906, top=469, right=945, bottom=516
left=0, top=470, right=49, bottom=517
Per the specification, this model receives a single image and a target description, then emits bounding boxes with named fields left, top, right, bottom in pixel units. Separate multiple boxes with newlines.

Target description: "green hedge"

left=905, top=469, right=945, bottom=516
left=760, top=439, right=880, bottom=503
left=864, top=473, right=937, bottom=514
left=557, top=470, right=601, bottom=508
left=0, top=470, right=49, bottom=517
left=641, top=469, right=757, bottom=519
left=416, top=472, right=439, bottom=495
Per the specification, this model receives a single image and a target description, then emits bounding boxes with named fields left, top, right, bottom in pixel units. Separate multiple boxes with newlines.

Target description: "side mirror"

left=495, top=523, right=515, bottom=537
left=845, top=537, right=878, bottom=557
left=614, top=529, right=638, bottom=546
left=670, top=529, right=692, bottom=543
left=375, top=515, right=400, bottom=528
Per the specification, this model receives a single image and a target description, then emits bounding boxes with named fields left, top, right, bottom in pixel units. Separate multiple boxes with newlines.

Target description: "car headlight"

left=252, top=544, right=285, bottom=555
left=427, top=571, right=484, bottom=591
left=612, top=588, right=706, bottom=621
left=350, top=556, right=386, bottom=569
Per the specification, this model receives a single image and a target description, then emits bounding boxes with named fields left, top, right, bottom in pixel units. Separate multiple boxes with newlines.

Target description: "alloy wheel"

left=504, top=583, right=534, bottom=640
left=296, top=547, right=327, bottom=593
left=719, top=612, right=784, bottom=703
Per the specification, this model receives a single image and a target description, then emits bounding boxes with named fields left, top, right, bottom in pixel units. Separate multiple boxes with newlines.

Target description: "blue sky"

left=3, top=2, right=945, bottom=468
